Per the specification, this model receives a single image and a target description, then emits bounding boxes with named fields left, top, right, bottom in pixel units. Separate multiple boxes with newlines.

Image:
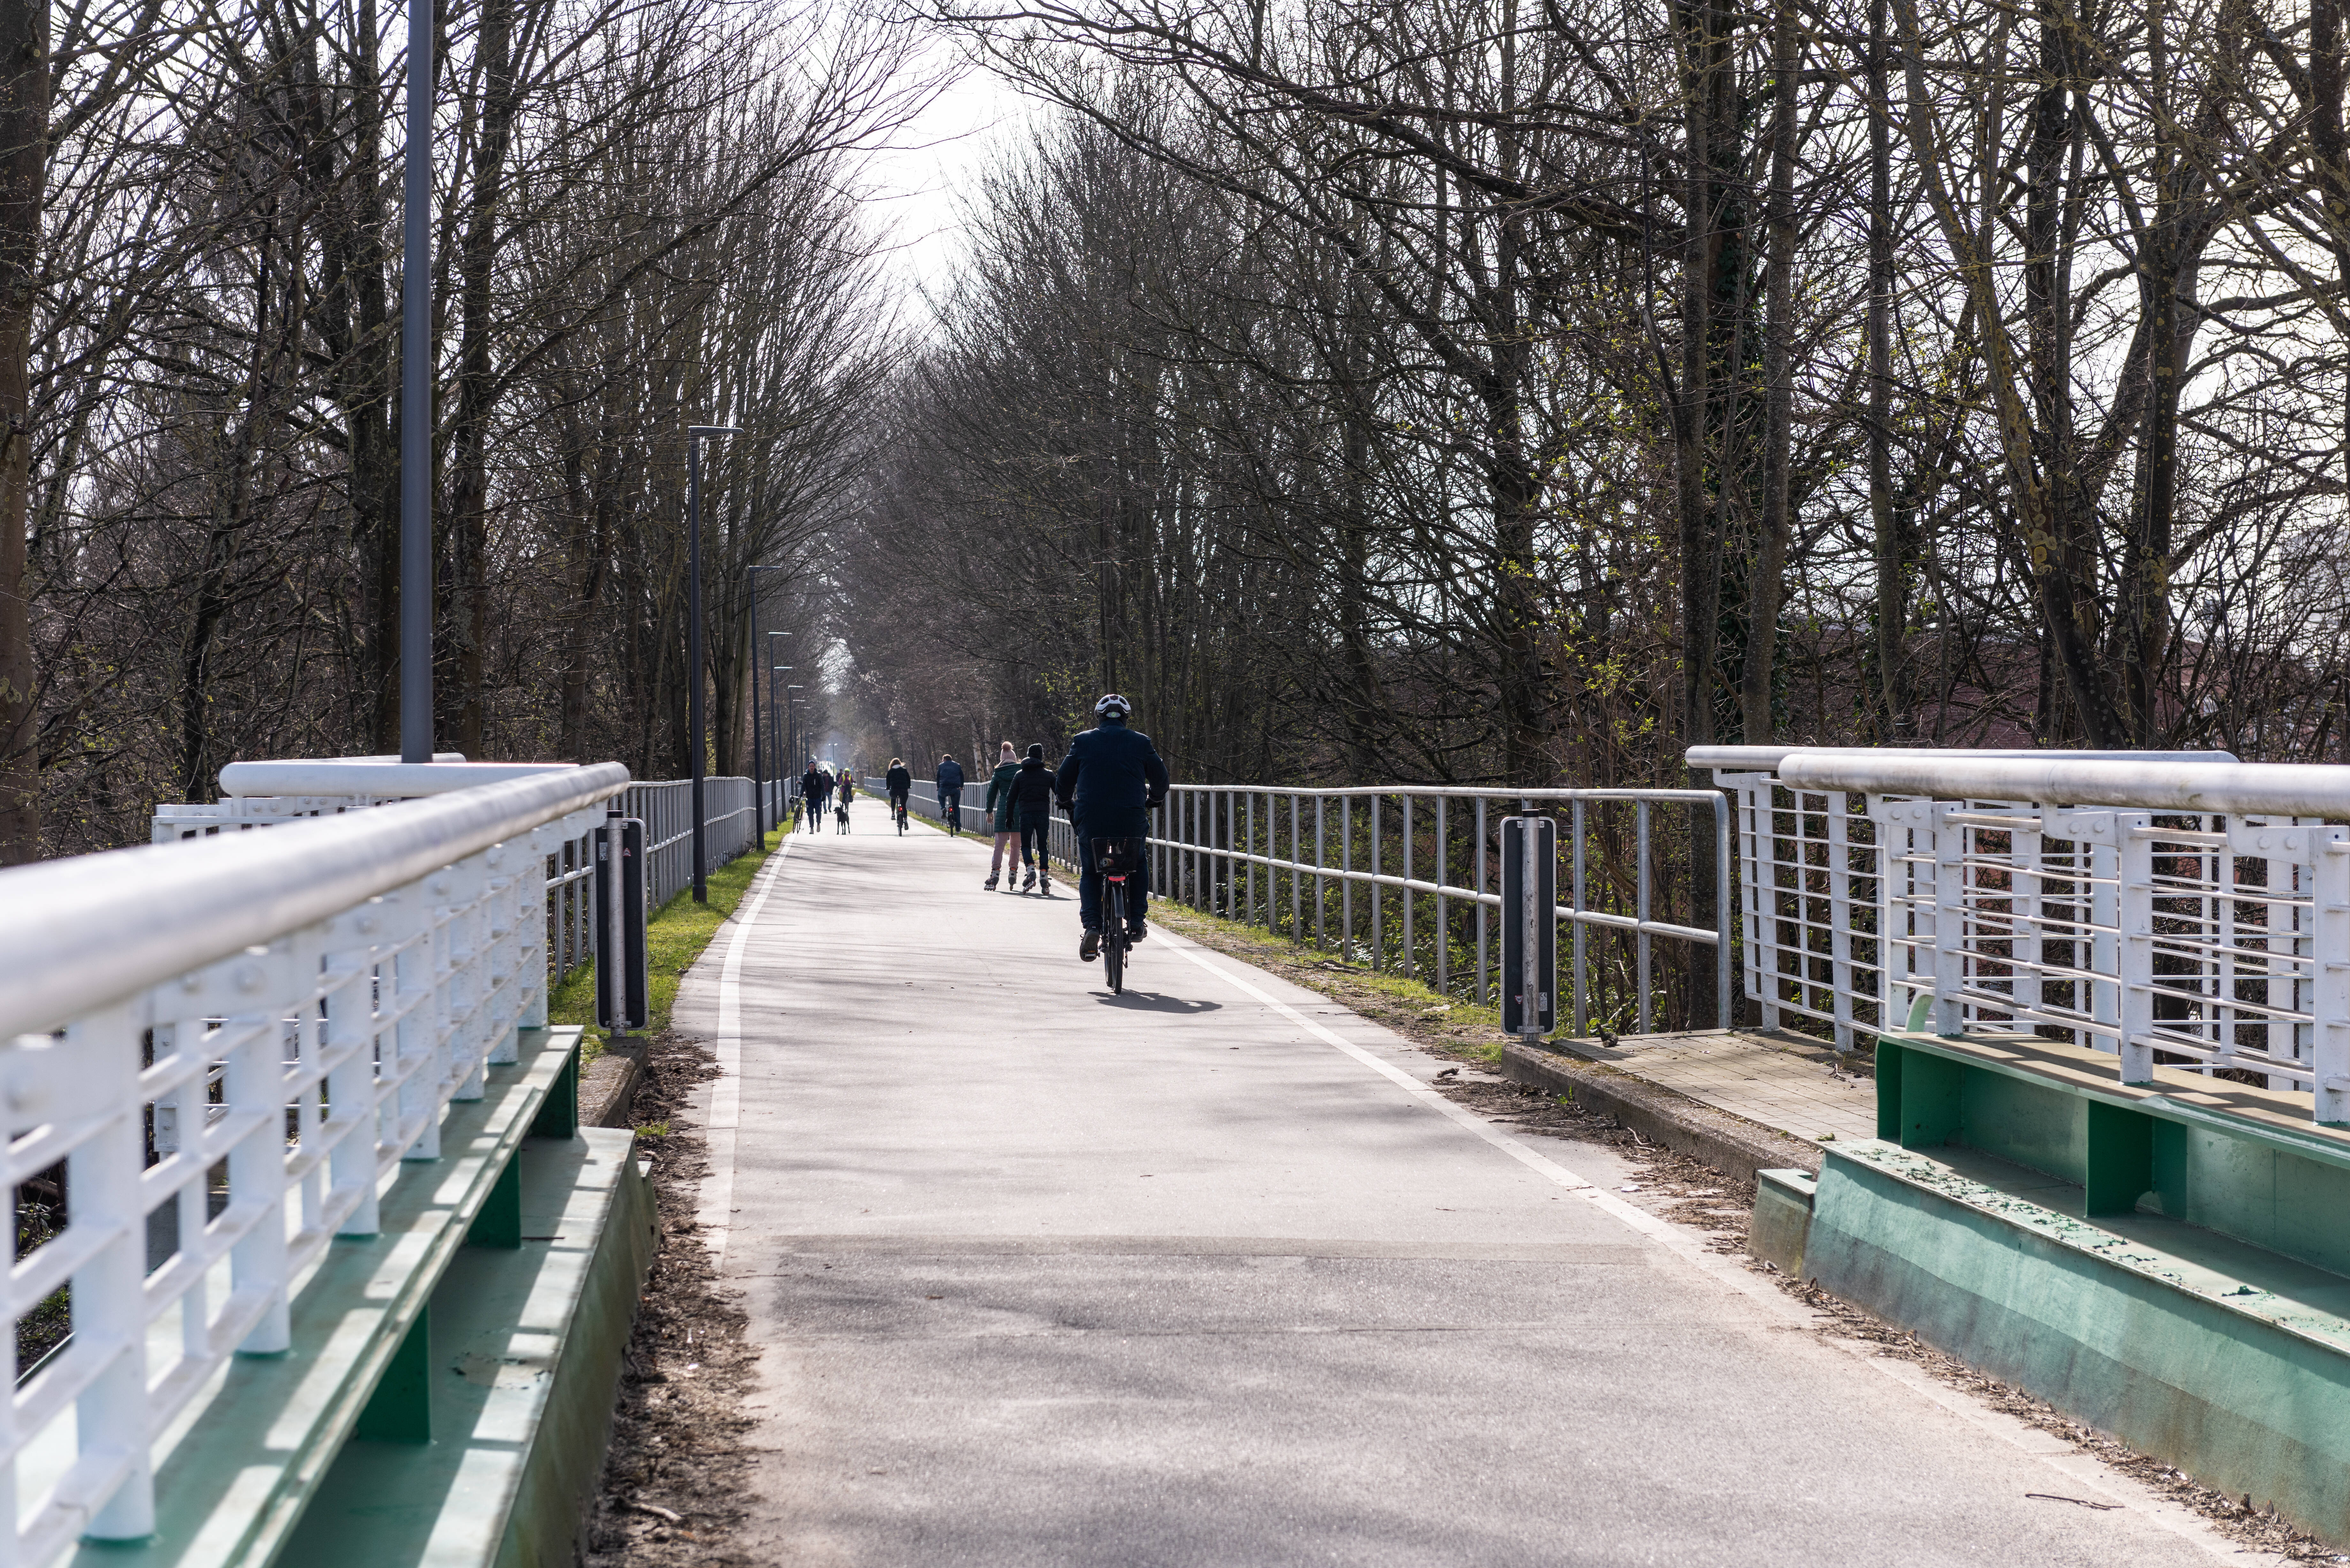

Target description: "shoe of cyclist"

left=1080, top=929, right=1102, bottom=961
left=1127, top=921, right=1147, bottom=943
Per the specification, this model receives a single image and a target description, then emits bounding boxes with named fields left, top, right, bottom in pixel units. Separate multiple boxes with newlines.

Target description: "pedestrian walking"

left=1003, top=743, right=1058, bottom=893
left=801, top=762, right=828, bottom=834
left=982, top=742, right=1021, bottom=889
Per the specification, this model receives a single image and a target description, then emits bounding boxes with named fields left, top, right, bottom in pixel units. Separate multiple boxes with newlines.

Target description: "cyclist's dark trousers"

left=1077, top=808, right=1151, bottom=932
left=890, top=789, right=909, bottom=821
left=939, top=789, right=961, bottom=829
left=1017, top=809, right=1050, bottom=871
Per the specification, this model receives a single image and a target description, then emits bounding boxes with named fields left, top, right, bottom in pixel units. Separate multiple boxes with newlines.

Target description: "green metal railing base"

left=282, top=1125, right=656, bottom=1567
left=1802, top=1033, right=2350, bottom=1544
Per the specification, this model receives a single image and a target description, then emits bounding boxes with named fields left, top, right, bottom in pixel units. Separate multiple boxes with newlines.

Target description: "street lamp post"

left=786, top=685, right=805, bottom=820
left=398, top=0, right=435, bottom=763
left=686, top=424, right=739, bottom=903
left=771, top=660, right=793, bottom=821
left=768, top=632, right=790, bottom=800
left=746, top=565, right=779, bottom=837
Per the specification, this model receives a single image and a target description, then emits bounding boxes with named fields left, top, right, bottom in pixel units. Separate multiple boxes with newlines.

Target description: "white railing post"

left=1569, top=799, right=1585, bottom=1033
left=2118, top=813, right=2157, bottom=1085
left=1477, top=796, right=1490, bottom=1006
left=1827, top=791, right=1855, bottom=1050
left=1436, top=795, right=1449, bottom=998
left=72, top=1002, right=155, bottom=1544
left=1636, top=800, right=1652, bottom=1036
left=396, top=881, right=442, bottom=1162
left=1315, top=796, right=1327, bottom=949
left=1244, top=792, right=1255, bottom=925
left=1400, top=794, right=1414, bottom=980
left=2317, top=829, right=2350, bottom=1123
left=1341, top=797, right=1353, bottom=959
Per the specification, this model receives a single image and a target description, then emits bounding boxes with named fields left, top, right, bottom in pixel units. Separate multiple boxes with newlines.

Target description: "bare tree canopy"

left=13, top=0, right=2350, bottom=859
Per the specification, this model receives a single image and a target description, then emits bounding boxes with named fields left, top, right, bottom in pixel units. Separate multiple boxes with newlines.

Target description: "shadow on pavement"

left=1092, top=990, right=1222, bottom=1014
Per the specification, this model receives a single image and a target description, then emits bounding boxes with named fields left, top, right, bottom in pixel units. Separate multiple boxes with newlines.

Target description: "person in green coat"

left=982, top=741, right=1023, bottom=889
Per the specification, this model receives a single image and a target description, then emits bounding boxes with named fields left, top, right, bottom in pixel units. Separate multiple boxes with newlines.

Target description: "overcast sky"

left=859, top=42, right=1041, bottom=311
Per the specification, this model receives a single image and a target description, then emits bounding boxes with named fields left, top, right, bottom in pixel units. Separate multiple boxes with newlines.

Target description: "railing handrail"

left=216, top=759, right=583, bottom=796
left=1691, top=744, right=2239, bottom=773
left=1137, top=783, right=1727, bottom=803
left=1778, top=751, right=2350, bottom=818
left=2, top=761, right=630, bottom=1037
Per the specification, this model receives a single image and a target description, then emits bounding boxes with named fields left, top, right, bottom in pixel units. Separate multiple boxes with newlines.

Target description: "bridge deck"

left=675, top=801, right=2241, bottom=1565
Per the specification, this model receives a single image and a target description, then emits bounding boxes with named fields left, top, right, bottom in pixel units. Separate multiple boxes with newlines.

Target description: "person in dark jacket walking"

left=935, top=754, right=967, bottom=835
left=802, top=763, right=830, bottom=834
left=1055, top=694, right=1170, bottom=960
left=1002, top=744, right=1058, bottom=892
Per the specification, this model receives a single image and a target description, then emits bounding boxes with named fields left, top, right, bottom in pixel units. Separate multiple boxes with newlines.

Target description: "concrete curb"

left=1496, top=1041, right=1830, bottom=1185
left=580, top=1044, right=642, bottom=1129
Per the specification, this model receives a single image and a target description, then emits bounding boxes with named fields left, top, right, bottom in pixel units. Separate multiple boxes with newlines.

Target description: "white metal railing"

left=1141, top=784, right=1732, bottom=1033
left=1687, top=748, right=2350, bottom=1123
left=1691, top=746, right=2240, bottom=1054
left=158, top=769, right=761, bottom=992
left=0, top=762, right=629, bottom=1562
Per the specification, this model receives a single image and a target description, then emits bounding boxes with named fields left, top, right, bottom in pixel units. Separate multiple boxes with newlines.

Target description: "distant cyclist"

left=885, top=757, right=913, bottom=833
left=1056, top=694, right=1169, bottom=961
left=982, top=741, right=1021, bottom=889
left=936, top=753, right=966, bottom=835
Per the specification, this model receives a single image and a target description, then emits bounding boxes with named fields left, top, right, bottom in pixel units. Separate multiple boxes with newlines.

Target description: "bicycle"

left=892, top=794, right=910, bottom=835
left=940, top=791, right=962, bottom=836
left=1092, top=836, right=1144, bottom=995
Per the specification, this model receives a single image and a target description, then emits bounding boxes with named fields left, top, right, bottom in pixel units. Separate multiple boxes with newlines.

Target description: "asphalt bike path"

left=674, top=797, right=2254, bottom=1567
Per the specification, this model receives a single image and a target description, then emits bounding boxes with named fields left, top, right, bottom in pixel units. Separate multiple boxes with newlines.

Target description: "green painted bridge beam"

left=529, top=1039, right=580, bottom=1140
left=465, top=1151, right=523, bottom=1249
left=355, top=1308, right=431, bottom=1444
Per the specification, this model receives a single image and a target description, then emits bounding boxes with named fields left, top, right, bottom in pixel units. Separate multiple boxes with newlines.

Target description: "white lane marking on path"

left=1156, top=932, right=2242, bottom=1556
left=696, top=836, right=795, bottom=1271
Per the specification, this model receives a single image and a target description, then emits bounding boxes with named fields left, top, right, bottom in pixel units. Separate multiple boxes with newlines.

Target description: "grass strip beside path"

left=1148, top=901, right=1512, bottom=1064
left=547, top=826, right=787, bottom=1061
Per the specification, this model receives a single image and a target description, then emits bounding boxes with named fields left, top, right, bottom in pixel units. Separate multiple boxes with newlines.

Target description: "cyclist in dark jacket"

left=936, top=754, right=967, bottom=834
left=1055, top=694, right=1170, bottom=959
left=1003, top=744, right=1058, bottom=893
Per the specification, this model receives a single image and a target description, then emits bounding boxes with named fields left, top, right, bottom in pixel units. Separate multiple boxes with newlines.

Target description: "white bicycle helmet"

left=1095, top=692, right=1132, bottom=718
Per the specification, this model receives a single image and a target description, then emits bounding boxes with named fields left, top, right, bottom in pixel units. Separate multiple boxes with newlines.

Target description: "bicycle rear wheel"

left=1103, top=880, right=1126, bottom=993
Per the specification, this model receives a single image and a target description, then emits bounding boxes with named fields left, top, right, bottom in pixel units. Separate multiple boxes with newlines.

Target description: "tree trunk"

left=1741, top=1, right=1799, bottom=745
left=446, top=0, right=517, bottom=756
left=0, top=0, right=47, bottom=864
left=1866, top=0, right=1910, bottom=738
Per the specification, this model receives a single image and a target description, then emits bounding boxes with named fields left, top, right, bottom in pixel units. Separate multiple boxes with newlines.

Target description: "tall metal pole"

left=684, top=425, right=737, bottom=902
left=398, top=0, right=434, bottom=763
left=748, top=583, right=764, bottom=837
left=768, top=634, right=788, bottom=788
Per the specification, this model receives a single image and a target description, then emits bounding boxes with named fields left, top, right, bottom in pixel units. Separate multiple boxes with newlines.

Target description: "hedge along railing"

left=0, top=761, right=630, bottom=1564
left=1692, top=746, right=2242, bottom=1055
left=1145, top=785, right=1732, bottom=1034
left=158, top=767, right=761, bottom=994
